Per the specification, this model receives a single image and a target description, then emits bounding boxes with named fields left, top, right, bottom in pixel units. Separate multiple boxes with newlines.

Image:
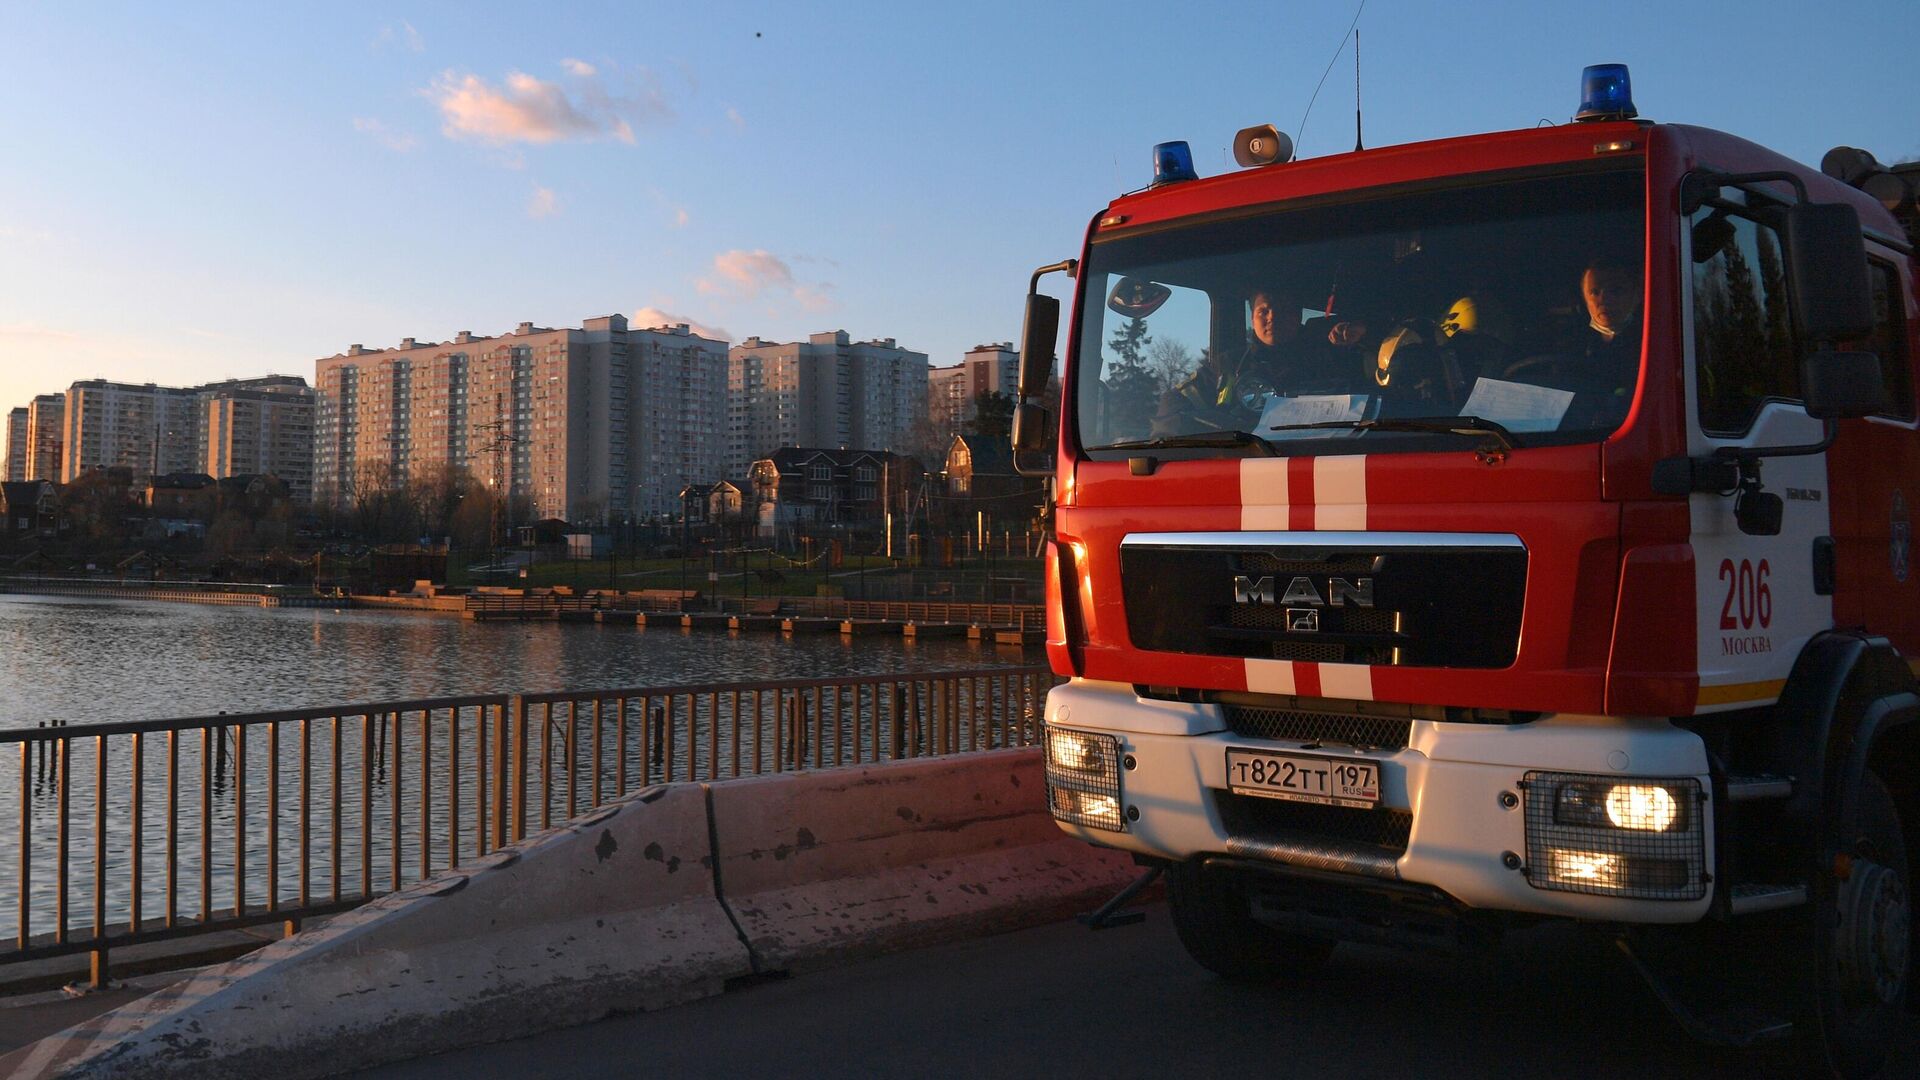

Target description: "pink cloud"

left=352, top=117, right=418, bottom=152
left=427, top=64, right=667, bottom=146
left=527, top=185, right=560, bottom=218
left=697, top=249, right=794, bottom=297
left=632, top=307, right=732, bottom=343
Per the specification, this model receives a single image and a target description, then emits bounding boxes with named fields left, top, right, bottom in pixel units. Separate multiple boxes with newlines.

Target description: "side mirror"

left=1012, top=403, right=1053, bottom=453
left=1785, top=202, right=1874, bottom=342
left=1018, top=293, right=1059, bottom=398
left=1801, top=351, right=1891, bottom=420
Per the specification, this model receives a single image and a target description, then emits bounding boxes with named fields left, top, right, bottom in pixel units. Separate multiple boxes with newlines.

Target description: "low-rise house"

left=0, top=480, right=56, bottom=538
left=146, top=472, right=217, bottom=522
left=747, top=448, right=922, bottom=538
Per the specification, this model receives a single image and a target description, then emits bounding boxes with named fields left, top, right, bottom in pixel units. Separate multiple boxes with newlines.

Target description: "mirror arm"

left=1028, top=259, right=1078, bottom=300
left=1681, top=169, right=1809, bottom=215
left=1652, top=421, right=1837, bottom=496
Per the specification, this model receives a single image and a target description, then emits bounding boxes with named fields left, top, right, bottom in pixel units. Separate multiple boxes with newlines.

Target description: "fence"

left=0, top=666, right=1057, bottom=986
left=459, top=592, right=1045, bottom=630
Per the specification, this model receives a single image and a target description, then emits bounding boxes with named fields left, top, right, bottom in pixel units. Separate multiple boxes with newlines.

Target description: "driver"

left=1508, top=256, right=1642, bottom=392
left=1572, top=255, right=1641, bottom=375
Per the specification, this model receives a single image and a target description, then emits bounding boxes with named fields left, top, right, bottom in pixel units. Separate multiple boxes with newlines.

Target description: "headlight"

left=1553, top=781, right=1685, bottom=832
left=1047, top=728, right=1109, bottom=773
left=1044, top=725, right=1123, bottom=832
left=1605, top=784, right=1680, bottom=831
left=1526, top=772, right=1706, bottom=901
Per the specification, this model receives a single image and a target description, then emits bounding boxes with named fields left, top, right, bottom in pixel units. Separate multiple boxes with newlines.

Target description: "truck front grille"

left=1120, top=534, right=1526, bottom=669
left=1215, top=793, right=1413, bottom=855
left=1223, top=704, right=1411, bottom=750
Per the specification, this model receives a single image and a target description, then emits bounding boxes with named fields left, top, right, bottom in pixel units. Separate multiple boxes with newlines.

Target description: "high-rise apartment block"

left=25, top=394, right=66, bottom=483
left=4, top=408, right=25, bottom=482
left=727, top=331, right=929, bottom=475
left=927, top=343, right=1019, bottom=446
left=312, top=315, right=727, bottom=523
left=54, top=377, right=312, bottom=493
left=202, top=378, right=317, bottom=503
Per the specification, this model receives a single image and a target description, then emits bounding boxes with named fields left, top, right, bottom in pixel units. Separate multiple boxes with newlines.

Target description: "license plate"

left=1225, top=747, right=1380, bottom=808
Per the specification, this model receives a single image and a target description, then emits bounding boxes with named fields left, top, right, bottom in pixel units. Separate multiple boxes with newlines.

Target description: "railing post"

left=491, top=699, right=512, bottom=850
left=510, top=696, right=530, bottom=843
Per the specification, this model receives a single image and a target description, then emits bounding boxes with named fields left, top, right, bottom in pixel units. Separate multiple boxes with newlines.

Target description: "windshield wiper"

left=1103, top=430, right=1277, bottom=457
left=1267, top=415, right=1523, bottom=451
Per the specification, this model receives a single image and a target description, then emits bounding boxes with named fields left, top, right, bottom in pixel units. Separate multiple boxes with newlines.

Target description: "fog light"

left=1606, top=784, right=1679, bottom=831
left=1548, top=849, right=1621, bottom=888
left=1044, top=725, right=1124, bottom=832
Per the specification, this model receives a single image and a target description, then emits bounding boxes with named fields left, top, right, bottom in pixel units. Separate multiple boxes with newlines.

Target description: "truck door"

left=1825, top=254, right=1920, bottom=654
left=1682, top=193, right=1833, bottom=710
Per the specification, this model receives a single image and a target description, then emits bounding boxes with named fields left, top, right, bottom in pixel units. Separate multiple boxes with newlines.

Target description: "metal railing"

left=0, top=666, right=1057, bottom=985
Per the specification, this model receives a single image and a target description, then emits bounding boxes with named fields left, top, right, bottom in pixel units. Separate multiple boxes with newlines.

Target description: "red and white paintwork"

left=1046, top=121, right=1920, bottom=722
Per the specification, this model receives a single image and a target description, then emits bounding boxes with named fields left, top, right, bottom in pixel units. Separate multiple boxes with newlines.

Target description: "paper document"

left=1260, top=394, right=1371, bottom=437
left=1459, top=378, right=1574, bottom=433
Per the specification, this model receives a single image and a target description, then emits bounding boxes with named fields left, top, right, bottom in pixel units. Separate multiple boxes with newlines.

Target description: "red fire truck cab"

left=1014, top=67, right=1917, bottom=1075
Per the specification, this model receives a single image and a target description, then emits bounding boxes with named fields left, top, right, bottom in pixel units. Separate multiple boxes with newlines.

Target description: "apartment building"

left=53, top=376, right=312, bottom=493
left=927, top=343, right=1019, bottom=446
left=313, top=315, right=727, bottom=523
left=727, top=331, right=929, bottom=476
left=25, top=394, right=65, bottom=483
left=61, top=381, right=201, bottom=483
left=631, top=322, right=727, bottom=519
left=203, top=382, right=316, bottom=503
left=4, top=408, right=25, bottom=482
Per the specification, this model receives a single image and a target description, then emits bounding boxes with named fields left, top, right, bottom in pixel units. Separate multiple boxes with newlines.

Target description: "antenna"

left=1294, top=0, right=1368, bottom=156
left=1354, top=29, right=1364, bottom=152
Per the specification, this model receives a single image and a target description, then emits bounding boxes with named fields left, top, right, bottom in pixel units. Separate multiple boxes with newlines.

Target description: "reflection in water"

left=0, top=595, right=1024, bottom=728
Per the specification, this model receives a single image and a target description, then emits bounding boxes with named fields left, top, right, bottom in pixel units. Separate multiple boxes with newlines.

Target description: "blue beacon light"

left=1151, top=141, right=1198, bottom=186
left=1575, top=64, right=1637, bottom=122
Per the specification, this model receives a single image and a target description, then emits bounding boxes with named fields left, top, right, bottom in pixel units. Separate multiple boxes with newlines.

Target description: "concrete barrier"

left=710, top=749, right=1137, bottom=969
left=7, top=784, right=748, bottom=1080
left=9, top=749, right=1139, bottom=1078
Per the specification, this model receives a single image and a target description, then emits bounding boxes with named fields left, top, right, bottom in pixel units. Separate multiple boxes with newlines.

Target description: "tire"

left=1801, top=772, right=1912, bottom=1078
left=1166, top=860, right=1336, bottom=982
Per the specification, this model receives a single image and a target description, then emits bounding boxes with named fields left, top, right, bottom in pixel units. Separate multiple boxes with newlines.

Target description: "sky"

left=1, top=0, right=1915, bottom=416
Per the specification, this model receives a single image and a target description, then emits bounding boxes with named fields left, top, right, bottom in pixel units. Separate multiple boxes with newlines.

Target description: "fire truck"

left=1013, top=66, right=1917, bottom=1075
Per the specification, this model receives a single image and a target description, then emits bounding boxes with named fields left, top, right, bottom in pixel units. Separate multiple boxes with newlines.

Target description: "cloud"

left=725, top=107, right=745, bottom=130
left=695, top=249, right=837, bottom=315
left=792, top=285, right=835, bottom=313
left=352, top=117, right=418, bottom=152
left=372, top=20, right=424, bottom=53
left=0, top=224, right=58, bottom=245
left=632, top=307, right=732, bottom=343
left=427, top=63, right=668, bottom=146
left=697, top=249, right=794, bottom=297
left=527, top=185, right=559, bottom=218
left=673, top=208, right=690, bottom=228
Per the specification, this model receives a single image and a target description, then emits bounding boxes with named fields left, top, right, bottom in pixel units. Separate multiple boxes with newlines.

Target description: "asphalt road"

left=353, top=902, right=1908, bottom=1079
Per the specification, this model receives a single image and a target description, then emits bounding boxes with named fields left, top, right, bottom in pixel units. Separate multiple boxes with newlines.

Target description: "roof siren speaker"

left=1234, top=124, right=1293, bottom=167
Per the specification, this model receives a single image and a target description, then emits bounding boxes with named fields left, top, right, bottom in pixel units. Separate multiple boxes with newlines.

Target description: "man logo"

left=1232, top=574, right=1374, bottom=607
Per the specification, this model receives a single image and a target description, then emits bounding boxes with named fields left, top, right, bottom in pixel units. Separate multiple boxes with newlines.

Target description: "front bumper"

left=1046, top=678, right=1715, bottom=924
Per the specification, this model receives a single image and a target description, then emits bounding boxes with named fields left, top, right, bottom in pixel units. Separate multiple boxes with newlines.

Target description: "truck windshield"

left=1074, top=167, right=1646, bottom=458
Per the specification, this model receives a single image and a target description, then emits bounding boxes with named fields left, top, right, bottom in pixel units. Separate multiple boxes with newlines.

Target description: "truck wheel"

left=1803, top=772, right=1910, bottom=1078
left=1167, top=860, right=1335, bottom=982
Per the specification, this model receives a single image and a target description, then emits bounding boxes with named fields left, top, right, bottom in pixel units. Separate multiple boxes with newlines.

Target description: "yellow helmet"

left=1440, top=295, right=1513, bottom=343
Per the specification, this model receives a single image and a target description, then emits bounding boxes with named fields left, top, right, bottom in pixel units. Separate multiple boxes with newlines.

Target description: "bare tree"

left=1146, top=338, right=1196, bottom=392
